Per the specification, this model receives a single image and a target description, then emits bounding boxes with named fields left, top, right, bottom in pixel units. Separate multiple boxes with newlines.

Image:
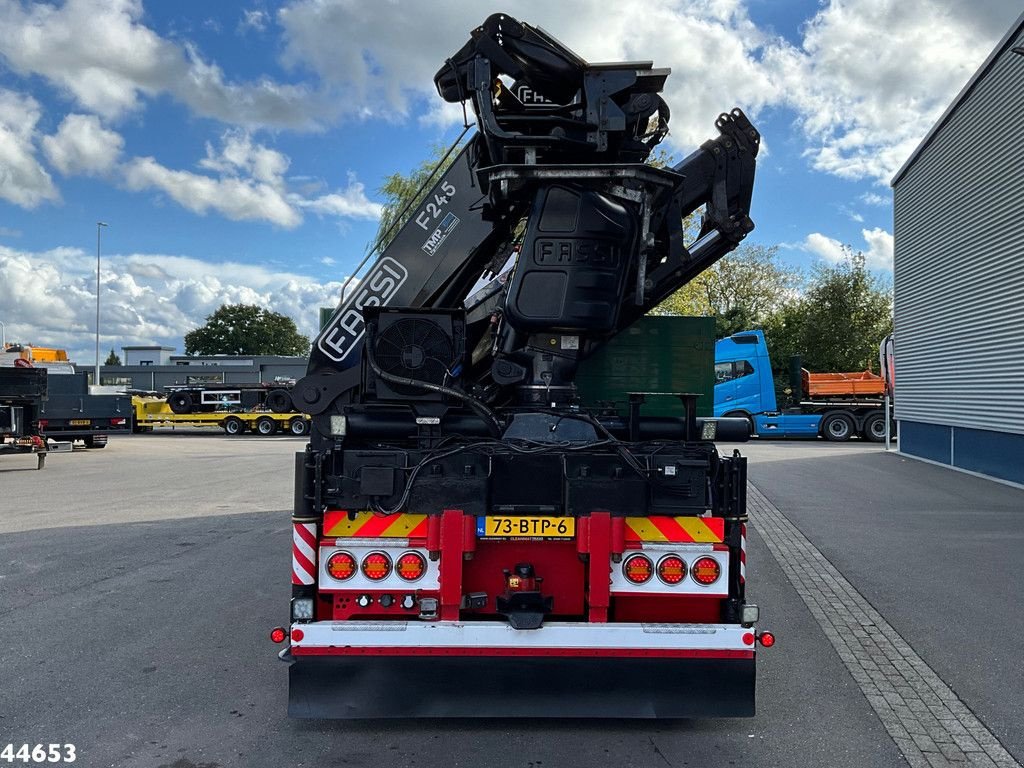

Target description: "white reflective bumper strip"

left=291, top=621, right=751, bottom=651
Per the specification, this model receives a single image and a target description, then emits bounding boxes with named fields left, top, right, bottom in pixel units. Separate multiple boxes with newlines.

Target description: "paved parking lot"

left=1, top=434, right=1020, bottom=768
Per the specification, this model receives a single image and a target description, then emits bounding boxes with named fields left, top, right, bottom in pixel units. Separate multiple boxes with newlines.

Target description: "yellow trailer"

left=132, top=396, right=310, bottom=436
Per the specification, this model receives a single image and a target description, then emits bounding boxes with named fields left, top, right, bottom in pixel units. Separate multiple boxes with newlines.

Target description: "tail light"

left=270, top=627, right=287, bottom=644
left=111, top=418, right=126, bottom=426
left=361, top=552, right=392, bottom=581
left=326, top=551, right=357, bottom=581
left=623, top=554, right=653, bottom=584
left=690, top=556, right=721, bottom=585
left=656, top=555, right=687, bottom=585
left=758, top=631, right=776, bottom=648
left=37, top=419, right=48, bottom=429
left=396, top=551, right=426, bottom=581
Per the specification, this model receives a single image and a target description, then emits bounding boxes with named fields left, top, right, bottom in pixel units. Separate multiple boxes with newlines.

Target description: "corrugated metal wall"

left=893, top=28, right=1024, bottom=435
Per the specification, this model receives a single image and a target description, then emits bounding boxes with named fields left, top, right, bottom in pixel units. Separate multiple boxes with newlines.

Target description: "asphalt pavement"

left=1, top=433, right=1019, bottom=767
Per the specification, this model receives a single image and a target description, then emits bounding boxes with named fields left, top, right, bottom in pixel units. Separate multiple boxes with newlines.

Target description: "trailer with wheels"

left=164, top=382, right=296, bottom=415
left=132, top=395, right=310, bottom=436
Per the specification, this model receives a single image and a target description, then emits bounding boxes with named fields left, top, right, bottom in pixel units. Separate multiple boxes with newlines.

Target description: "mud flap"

left=288, top=655, right=755, bottom=719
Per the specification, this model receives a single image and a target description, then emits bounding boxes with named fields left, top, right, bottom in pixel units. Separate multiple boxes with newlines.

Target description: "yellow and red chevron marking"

left=624, top=516, right=724, bottom=543
left=323, top=510, right=428, bottom=538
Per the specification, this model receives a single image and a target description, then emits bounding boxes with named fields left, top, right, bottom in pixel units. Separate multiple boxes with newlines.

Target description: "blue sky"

left=0, top=0, right=1020, bottom=364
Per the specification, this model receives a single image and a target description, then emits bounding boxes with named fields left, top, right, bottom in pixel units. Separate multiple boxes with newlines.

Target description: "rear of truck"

left=276, top=12, right=770, bottom=717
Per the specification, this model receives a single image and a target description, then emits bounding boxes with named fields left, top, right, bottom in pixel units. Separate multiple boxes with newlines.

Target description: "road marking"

left=748, top=482, right=1020, bottom=768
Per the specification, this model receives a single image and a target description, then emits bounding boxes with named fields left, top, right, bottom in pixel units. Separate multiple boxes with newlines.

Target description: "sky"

left=0, top=0, right=1021, bottom=365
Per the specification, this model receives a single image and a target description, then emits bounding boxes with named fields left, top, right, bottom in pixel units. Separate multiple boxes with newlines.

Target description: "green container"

left=575, top=316, right=715, bottom=417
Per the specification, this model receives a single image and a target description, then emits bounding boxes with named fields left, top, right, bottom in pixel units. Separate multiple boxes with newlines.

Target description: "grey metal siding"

left=893, top=28, right=1024, bottom=435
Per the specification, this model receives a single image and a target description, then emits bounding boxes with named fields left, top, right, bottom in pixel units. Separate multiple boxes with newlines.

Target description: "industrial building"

left=91, top=346, right=307, bottom=392
left=891, top=13, right=1024, bottom=485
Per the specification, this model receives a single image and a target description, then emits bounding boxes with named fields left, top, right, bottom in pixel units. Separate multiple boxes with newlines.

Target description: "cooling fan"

left=363, top=308, right=465, bottom=402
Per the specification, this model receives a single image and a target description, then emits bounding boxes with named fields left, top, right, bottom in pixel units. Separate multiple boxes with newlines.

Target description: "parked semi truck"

left=1, top=347, right=130, bottom=447
left=714, top=330, right=889, bottom=441
left=277, top=13, right=773, bottom=719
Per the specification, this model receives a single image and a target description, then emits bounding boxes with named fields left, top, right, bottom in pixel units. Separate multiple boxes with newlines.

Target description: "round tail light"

left=270, top=627, right=287, bottom=644
left=690, top=556, right=721, bottom=585
left=361, top=551, right=393, bottom=581
left=657, top=555, right=687, bottom=585
left=623, top=554, right=654, bottom=584
left=759, top=631, right=776, bottom=648
left=396, top=551, right=426, bottom=581
left=326, top=551, right=357, bottom=581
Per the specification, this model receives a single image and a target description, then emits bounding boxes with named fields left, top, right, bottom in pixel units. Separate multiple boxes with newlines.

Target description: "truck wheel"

left=863, top=413, right=887, bottom=443
left=167, top=392, right=193, bottom=414
left=821, top=413, right=854, bottom=442
left=223, top=416, right=246, bottom=436
left=267, top=389, right=293, bottom=413
left=255, top=416, right=277, bottom=436
left=288, top=417, right=309, bottom=436
left=83, top=435, right=108, bottom=449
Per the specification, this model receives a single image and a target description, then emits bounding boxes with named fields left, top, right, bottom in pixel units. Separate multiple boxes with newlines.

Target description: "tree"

left=653, top=245, right=803, bottom=337
left=184, top=304, right=310, bottom=356
left=373, top=144, right=460, bottom=252
left=763, top=251, right=892, bottom=374
left=104, top=349, right=121, bottom=366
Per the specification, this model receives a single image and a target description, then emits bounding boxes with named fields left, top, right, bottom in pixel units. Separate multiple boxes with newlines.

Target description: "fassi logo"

left=317, top=257, right=409, bottom=362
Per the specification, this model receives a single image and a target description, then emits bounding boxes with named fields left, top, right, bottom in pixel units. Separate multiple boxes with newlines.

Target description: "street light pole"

left=95, top=222, right=108, bottom=387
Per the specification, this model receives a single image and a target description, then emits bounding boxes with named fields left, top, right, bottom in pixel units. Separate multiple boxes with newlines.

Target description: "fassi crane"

left=281, top=12, right=771, bottom=719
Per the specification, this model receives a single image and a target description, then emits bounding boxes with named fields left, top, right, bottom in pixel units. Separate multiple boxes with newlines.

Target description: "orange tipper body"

left=802, top=369, right=886, bottom=399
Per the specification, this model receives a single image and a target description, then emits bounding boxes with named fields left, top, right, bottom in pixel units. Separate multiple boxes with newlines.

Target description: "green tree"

left=104, top=349, right=121, bottom=366
left=373, top=144, right=459, bottom=252
left=763, top=251, right=892, bottom=375
left=653, top=244, right=802, bottom=337
left=184, top=304, right=310, bottom=356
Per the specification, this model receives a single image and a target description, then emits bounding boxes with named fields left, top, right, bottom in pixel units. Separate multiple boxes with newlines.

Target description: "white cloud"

left=278, top=0, right=779, bottom=147
left=122, top=131, right=380, bottom=227
left=239, top=9, right=269, bottom=33
left=124, top=155, right=302, bottom=227
left=0, top=0, right=322, bottom=128
left=0, top=88, right=58, bottom=208
left=765, top=0, right=1017, bottom=183
left=860, top=192, right=891, bottom=207
left=42, top=113, right=124, bottom=175
left=0, top=243, right=349, bottom=363
left=801, top=226, right=894, bottom=270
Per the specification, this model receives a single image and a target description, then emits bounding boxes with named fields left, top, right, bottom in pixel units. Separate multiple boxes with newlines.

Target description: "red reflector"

left=690, top=556, right=721, bottom=585
left=742, top=632, right=755, bottom=646
left=656, top=555, right=687, bottom=585
left=396, top=551, right=426, bottom=581
left=291, top=628, right=305, bottom=642
left=270, top=627, right=287, bottom=644
left=361, top=551, right=392, bottom=581
left=623, top=554, right=653, bottom=584
left=326, top=551, right=357, bottom=581
left=759, top=631, right=776, bottom=648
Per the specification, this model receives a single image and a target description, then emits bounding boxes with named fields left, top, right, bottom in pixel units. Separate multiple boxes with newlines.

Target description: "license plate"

left=70, top=419, right=91, bottom=426
left=477, top=516, right=575, bottom=539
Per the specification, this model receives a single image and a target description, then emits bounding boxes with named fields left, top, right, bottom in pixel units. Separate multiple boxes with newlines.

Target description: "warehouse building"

left=89, top=346, right=307, bottom=392
left=890, top=12, right=1024, bottom=485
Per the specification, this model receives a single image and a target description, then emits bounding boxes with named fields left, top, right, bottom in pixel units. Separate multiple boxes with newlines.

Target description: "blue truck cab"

left=713, top=331, right=822, bottom=437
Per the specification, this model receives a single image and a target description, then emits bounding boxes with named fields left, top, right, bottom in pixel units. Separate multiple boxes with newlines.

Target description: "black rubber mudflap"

left=288, top=655, right=755, bottom=719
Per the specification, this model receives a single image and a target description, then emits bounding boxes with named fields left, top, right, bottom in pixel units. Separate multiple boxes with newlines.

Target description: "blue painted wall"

left=899, top=420, right=1024, bottom=486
